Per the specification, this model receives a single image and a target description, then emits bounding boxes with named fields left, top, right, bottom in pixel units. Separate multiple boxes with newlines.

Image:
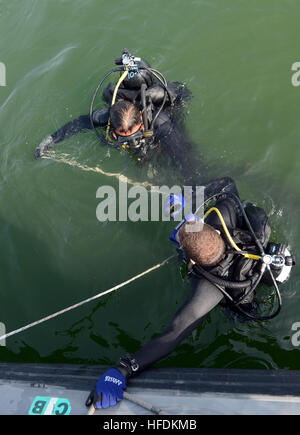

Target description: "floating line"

left=0, top=254, right=176, bottom=342
left=41, top=151, right=154, bottom=188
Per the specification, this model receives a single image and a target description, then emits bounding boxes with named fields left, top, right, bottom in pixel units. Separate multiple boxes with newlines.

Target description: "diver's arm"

left=52, top=115, right=94, bottom=143
left=34, top=108, right=109, bottom=158
left=115, top=276, right=224, bottom=378
left=85, top=275, right=224, bottom=410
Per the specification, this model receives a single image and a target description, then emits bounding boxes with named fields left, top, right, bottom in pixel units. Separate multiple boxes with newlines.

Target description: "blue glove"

left=85, top=368, right=126, bottom=409
left=164, top=193, right=185, bottom=219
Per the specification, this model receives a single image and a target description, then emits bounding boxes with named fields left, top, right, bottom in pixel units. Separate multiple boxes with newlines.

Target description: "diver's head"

left=178, top=221, right=226, bottom=267
left=110, top=100, right=143, bottom=138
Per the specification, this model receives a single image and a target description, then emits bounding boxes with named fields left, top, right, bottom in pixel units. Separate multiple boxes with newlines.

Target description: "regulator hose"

left=89, top=67, right=123, bottom=144
left=140, top=83, right=149, bottom=131
left=194, top=189, right=283, bottom=321
left=193, top=263, right=258, bottom=290
left=195, top=262, right=281, bottom=321
left=233, top=262, right=282, bottom=321
left=225, top=192, right=265, bottom=255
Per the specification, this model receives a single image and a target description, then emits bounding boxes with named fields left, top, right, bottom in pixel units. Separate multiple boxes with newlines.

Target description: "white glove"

left=34, top=135, right=54, bottom=158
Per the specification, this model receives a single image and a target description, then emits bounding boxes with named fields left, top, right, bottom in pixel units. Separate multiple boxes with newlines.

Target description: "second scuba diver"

left=85, top=177, right=295, bottom=410
left=34, top=49, right=194, bottom=177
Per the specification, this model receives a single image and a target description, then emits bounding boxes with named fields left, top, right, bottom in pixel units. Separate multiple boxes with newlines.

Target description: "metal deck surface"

left=1, top=363, right=300, bottom=415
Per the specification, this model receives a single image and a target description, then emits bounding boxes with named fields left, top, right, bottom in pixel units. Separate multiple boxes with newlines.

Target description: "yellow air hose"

left=203, top=207, right=261, bottom=261
left=105, top=68, right=129, bottom=141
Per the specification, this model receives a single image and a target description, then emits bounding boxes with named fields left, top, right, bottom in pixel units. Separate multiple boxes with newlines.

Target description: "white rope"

left=0, top=254, right=176, bottom=342
left=41, top=151, right=155, bottom=188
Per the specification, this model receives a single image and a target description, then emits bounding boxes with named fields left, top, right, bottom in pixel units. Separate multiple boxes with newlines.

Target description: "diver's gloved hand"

left=164, top=193, right=185, bottom=219
left=85, top=368, right=126, bottom=409
left=34, top=135, right=54, bottom=158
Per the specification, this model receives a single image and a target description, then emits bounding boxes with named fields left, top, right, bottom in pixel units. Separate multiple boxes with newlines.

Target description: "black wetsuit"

left=45, top=80, right=194, bottom=177
left=116, top=178, right=272, bottom=376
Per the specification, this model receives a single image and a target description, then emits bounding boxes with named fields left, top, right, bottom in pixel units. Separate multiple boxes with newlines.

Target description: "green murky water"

left=0, top=0, right=299, bottom=370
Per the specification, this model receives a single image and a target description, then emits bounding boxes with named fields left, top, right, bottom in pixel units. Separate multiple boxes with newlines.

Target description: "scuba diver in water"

left=85, top=177, right=295, bottom=410
left=34, top=49, right=194, bottom=176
